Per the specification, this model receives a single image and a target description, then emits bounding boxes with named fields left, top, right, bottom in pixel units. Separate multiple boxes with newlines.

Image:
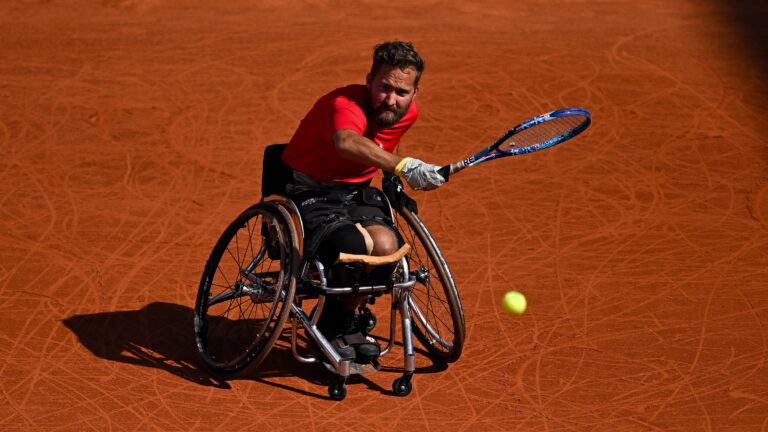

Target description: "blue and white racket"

left=438, top=107, right=591, bottom=180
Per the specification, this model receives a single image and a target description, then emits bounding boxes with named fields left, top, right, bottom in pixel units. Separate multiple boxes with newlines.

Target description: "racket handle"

left=438, top=162, right=469, bottom=182
left=438, top=165, right=451, bottom=182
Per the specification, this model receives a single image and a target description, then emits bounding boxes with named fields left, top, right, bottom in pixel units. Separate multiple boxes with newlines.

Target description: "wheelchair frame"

left=194, top=148, right=465, bottom=401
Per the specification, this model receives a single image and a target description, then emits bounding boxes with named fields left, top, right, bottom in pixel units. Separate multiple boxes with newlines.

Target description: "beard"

left=369, top=100, right=411, bottom=127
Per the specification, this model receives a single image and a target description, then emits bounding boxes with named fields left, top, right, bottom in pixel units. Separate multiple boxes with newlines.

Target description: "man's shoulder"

left=316, top=84, right=367, bottom=133
left=320, top=84, right=366, bottom=110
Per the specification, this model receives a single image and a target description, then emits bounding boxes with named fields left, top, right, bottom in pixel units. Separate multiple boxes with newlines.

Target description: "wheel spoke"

left=408, top=297, right=453, bottom=349
left=208, top=286, right=247, bottom=306
left=395, top=208, right=464, bottom=361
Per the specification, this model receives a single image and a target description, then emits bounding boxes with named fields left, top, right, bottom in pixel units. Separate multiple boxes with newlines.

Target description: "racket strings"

left=506, top=115, right=586, bottom=149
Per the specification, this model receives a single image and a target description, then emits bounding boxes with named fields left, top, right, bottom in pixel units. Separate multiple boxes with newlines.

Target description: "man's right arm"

left=333, top=129, right=402, bottom=173
left=333, top=129, right=446, bottom=191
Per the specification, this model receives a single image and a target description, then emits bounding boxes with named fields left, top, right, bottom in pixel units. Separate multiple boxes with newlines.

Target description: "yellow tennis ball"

left=502, top=291, right=527, bottom=315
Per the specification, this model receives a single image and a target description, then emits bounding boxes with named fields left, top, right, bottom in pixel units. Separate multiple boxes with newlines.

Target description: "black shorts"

left=287, top=182, right=400, bottom=261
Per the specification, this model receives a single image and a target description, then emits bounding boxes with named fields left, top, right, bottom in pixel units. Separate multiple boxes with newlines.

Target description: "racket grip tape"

left=438, top=165, right=451, bottom=182
left=438, top=162, right=468, bottom=181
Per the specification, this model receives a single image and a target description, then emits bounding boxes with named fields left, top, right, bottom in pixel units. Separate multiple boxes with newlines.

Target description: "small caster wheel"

left=392, top=376, right=413, bottom=397
left=329, top=380, right=347, bottom=401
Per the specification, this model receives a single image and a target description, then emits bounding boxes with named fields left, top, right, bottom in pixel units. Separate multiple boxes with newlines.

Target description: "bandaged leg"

left=313, top=220, right=403, bottom=360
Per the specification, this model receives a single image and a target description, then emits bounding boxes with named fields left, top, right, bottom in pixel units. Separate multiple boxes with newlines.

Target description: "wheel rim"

left=395, top=209, right=464, bottom=360
left=195, top=206, right=294, bottom=372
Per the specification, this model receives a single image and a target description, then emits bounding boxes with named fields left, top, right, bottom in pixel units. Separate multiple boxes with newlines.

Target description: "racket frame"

left=441, top=107, right=591, bottom=178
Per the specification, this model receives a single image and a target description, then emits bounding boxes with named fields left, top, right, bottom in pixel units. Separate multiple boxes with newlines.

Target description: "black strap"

left=382, top=172, right=418, bottom=214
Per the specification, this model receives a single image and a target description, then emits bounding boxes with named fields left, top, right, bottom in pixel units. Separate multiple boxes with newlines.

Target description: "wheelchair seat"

left=194, top=143, right=466, bottom=400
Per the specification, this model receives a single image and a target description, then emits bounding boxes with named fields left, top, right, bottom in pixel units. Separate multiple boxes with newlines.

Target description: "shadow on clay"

left=62, top=301, right=448, bottom=399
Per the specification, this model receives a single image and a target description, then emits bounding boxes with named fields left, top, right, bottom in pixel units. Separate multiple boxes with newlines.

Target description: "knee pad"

left=317, top=223, right=368, bottom=268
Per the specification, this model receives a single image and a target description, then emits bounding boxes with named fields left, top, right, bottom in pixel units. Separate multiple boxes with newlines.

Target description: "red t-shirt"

left=281, top=84, right=418, bottom=183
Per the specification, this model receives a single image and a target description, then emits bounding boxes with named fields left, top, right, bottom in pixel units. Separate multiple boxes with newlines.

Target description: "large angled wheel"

left=194, top=202, right=298, bottom=377
left=395, top=207, right=465, bottom=362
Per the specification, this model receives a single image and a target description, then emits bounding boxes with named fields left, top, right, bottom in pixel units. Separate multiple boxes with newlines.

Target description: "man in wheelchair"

left=278, top=41, right=446, bottom=364
left=195, top=41, right=465, bottom=399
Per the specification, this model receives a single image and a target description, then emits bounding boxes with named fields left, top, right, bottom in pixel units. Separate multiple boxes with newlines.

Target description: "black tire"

left=395, top=207, right=465, bottom=363
left=194, top=202, right=298, bottom=377
left=328, top=379, right=347, bottom=401
left=392, top=376, right=413, bottom=397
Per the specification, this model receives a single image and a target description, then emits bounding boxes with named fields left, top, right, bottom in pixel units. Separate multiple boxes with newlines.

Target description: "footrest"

left=323, top=359, right=382, bottom=375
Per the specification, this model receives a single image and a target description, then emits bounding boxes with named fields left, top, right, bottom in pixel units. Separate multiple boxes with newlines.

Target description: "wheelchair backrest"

left=262, top=144, right=293, bottom=197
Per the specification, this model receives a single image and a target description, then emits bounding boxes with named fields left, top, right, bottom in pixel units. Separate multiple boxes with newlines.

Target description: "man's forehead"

left=373, top=66, right=417, bottom=89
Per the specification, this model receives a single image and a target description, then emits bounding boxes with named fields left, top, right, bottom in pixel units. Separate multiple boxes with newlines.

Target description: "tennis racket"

left=438, top=107, right=591, bottom=181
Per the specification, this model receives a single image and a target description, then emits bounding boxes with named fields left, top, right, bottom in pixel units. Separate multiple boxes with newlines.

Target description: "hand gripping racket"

left=438, top=107, right=591, bottom=181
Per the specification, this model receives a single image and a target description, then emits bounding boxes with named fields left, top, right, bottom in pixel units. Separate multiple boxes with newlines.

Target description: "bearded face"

left=370, top=98, right=412, bottom=127
left=366, top=65, right=418, bottom=128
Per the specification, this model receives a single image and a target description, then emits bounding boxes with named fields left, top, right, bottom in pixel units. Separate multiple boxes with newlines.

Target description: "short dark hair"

left=370, top=41, right=425, bottom=87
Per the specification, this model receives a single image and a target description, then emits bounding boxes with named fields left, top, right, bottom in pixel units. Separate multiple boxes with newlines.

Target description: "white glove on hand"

left=397, top=157, right=446, bottom=191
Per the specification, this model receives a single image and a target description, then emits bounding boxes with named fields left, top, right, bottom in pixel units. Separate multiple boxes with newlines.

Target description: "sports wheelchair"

left=194, top=144, right=465, bottom=400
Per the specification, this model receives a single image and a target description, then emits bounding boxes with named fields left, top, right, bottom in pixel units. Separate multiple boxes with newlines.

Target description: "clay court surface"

left=2, top=0, right=768, bottom=430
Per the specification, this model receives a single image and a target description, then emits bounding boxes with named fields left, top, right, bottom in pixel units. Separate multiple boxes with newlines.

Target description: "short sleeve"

left=332, top=95, right=367, bottom=134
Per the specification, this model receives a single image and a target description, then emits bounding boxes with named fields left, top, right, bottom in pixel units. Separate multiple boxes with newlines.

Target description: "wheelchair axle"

left=413, top=266, right=430, bottom=285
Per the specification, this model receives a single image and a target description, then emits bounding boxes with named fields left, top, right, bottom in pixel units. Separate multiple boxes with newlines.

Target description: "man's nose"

left=385, top=92, right=396, bottom=106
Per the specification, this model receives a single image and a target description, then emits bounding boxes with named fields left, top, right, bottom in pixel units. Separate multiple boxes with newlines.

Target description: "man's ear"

left=366, top=73, right=372, bottom=87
